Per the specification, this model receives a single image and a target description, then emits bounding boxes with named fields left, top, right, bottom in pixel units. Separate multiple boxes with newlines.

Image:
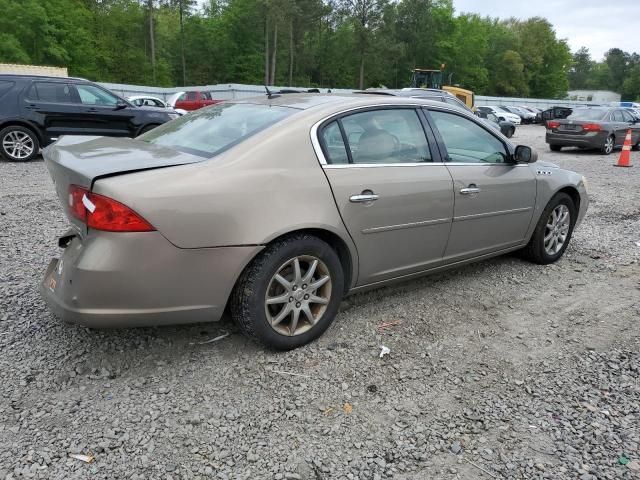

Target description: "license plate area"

left=560, top=124, right=580, bottom=132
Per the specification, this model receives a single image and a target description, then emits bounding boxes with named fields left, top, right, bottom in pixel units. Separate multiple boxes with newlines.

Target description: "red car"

left=170, top=91, right=221, bottom=111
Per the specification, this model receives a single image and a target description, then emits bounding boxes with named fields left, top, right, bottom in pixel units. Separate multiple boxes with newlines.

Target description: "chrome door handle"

left=460, top=187, right=481, bottom=195
left=349, top=193, right=379, bottom=203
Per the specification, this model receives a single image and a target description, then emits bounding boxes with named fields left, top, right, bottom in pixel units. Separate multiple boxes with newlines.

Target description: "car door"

left=23, top=80, right=81, bottom=141
left=318, top=107, right=454, bottom=286
left=425, top=108, right=536, bottom=260
left=70, top=83, right=133, bottom=136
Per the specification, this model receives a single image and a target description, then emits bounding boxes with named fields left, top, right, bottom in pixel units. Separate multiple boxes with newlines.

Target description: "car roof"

left=233, top=93, right=449, bottom=111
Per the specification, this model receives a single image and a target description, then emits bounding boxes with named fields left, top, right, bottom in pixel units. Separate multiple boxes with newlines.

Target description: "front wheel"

left=601, top=135, right=615, bottom=155
left=230, top=234, right=344, bottom=350
left=0, top=126, right=40, bottom=162
left=521, top=193, right=576, bottom=264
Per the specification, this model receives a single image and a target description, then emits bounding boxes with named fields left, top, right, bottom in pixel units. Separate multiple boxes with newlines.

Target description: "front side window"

left=141, top=103, right=294, bottom=158
left=429, top=110, right=509, bottom=163
left=28, top=82, right=73, bottom=103
left=75, top=84, right=119, bottom=106
left=338, top=109, right=432, bottom=164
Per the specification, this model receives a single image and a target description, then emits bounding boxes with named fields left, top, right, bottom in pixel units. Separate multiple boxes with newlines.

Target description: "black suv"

left=0, top=75, right=176, bottom=161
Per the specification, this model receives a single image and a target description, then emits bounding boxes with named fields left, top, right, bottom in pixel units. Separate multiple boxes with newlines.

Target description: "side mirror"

left=114, top=100, right=128, bottom=110
left=514, top=145, right=537, bottom=163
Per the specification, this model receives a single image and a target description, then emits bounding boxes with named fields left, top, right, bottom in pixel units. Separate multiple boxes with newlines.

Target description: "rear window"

left=567, top=109, right=607, bottom=121
left=0, top=80, right=14, bottom=98
left=140, top=103, right=294, bottom=158
left=27, top=82, right=73, bottom=103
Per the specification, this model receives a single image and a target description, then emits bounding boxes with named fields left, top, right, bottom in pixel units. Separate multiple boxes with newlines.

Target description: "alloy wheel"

left=544, top=204, right=571, bottom=256
left=2, top=130, right=35, bottom=160
left=603, top=136, right=614, bottom=155
left=264, top=255, right=332, bottom=337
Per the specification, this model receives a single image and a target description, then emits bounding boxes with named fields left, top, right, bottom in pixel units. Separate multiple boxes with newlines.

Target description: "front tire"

left=0, top=126, right=40, bottom=162
left=505, top=127, right=514, bottom=138
left=549, top=144, right=562, bottom=152
left=230, top=234, right=344, bottom=350
left=521, top=193, right=576, bottom=265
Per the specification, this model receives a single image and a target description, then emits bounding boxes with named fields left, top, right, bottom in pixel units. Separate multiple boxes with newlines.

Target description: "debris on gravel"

left=0, top=126, right=638, bottom=479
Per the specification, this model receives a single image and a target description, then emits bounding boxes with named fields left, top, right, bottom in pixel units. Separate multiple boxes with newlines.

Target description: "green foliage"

left=1, top=0, right=633, bottom=100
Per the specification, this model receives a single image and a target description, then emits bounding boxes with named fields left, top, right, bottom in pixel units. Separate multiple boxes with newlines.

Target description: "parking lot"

left=0, top=125, right=638, bottom=479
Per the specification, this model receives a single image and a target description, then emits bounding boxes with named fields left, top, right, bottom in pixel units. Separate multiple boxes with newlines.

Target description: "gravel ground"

left=0, top=125, right=639, bottom=480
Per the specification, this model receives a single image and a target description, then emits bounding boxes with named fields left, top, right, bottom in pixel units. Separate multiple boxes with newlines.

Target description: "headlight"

left=168, top=113, right=179, bottom=120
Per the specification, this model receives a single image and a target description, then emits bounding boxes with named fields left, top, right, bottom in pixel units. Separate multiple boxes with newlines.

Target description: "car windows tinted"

left=430, top=110, right=508, bottom=163
left=141, top=103, right=294, bottom=158
left=339, top=109, right=432, bottom=164
left=567, top=109, right=607, bottom=121
left=321, top=121, right=349, bottom=164
left=76, top=84, right=118, bottom=106
left=28, top=82, right=73, bottom=103
left=0, top=80, right=14, bottom=98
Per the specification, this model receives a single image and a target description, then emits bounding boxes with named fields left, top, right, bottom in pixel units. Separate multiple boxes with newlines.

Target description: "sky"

left=452, top=0, right=639, bottom=60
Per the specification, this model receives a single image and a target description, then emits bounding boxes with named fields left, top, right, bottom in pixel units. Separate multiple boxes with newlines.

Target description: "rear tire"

left=601, top=135, right=615, bottom=155
left=549, top=144, right=562, bottom=152
left=521, top=192, right=576, bottom=265
left=230, top=234, right=344, bottom=350
left=505, top=127, right=514, bottom=138
left=0, top=125, right=40, bottom=162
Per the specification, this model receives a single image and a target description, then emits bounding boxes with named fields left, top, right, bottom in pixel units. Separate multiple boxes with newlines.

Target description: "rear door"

left=318, top=107, right=454, bottom=286
left=70, top=83, right=133, bottom=136
left=620, top=109, right=640, bottom=145
left=425, top=108, right=536, bottom=260
left=23, top=80, right=80, bottom=141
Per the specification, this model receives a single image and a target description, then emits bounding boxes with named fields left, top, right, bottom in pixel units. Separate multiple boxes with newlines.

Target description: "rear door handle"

left=460, top=186, right=481, bottom=195
left=350, top=193, right=379, bottom=203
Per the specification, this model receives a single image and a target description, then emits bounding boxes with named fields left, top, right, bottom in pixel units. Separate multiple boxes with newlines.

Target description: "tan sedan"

left=40, top=94, right=589, bottom=349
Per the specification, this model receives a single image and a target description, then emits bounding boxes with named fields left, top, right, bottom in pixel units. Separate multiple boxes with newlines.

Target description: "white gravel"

left=0, top=126, right=638, bottom=479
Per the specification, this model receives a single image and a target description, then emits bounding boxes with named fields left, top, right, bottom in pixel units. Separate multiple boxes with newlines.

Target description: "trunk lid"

left=44, top=135, right=204, bottom=232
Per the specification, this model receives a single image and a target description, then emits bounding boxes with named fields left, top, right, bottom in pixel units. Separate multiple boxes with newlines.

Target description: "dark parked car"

left=0, top=75, right=175, bottom=162
left=546, top=107, right=640, bottom=154
left=536, top=106, right=573, bottom=125
left=476, top=110, right=516, bottom=138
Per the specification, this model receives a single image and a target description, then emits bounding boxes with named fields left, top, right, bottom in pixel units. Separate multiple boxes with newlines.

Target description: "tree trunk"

left=264, top=18, right=269, bottom=86
left=179, top=0, right=186, bottom=86
left=359, top=53, right=365, bottom=89
left=270, top=22, right=278, bottom=85
left=147, top=0, right=156, bottom=83
left=288, top=18, right=293, bottom=86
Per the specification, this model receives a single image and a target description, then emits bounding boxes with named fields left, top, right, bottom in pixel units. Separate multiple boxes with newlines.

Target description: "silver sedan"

left=40, top=94, right=588, bottom=350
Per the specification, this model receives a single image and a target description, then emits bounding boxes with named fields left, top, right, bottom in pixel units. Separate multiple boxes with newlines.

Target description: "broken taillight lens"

left=68, top=185, right=155, bottom=232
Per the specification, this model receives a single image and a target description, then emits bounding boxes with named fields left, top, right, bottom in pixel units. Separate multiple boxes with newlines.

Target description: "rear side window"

left=338, top=109, right=432, bottom=164
left=0, top=80, right=14, bottom=98
left=186, top=92, right=197, bottom=101
left=27, top=82, right=73, bottom=103
left=141, top=103, right=294, bottom=158
left=320, top=121, right=349, bottom=164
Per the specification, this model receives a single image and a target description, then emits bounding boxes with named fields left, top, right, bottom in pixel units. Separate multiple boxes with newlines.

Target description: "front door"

left=70, top=83, right=133, bottom=137
left=318, top=107, right=454, bottom=286
left=426, top=108, right=536, bottom=260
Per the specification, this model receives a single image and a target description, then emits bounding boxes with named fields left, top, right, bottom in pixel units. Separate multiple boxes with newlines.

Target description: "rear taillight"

left=582, top=123, right=602, bottom=132
left=68, top=185, right=155, bottom=232
left=547, top=121, right=560, bottom=129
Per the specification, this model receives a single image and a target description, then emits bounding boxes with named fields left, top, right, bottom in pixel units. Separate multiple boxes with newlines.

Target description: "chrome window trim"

left=310, top=102, right=469, bottom=167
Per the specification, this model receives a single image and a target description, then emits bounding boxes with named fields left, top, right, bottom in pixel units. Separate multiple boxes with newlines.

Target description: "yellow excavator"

left=410, top=67, right=474, bottom=110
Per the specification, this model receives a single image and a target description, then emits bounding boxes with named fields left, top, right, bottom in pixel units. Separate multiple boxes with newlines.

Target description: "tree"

left=569, top=47, right=593, bottom=90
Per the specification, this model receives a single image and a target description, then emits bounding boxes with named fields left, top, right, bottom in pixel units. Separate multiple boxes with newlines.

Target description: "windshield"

left=140, top=103, right=294, bottom=157
left=567, top=109, right=607, bottom=121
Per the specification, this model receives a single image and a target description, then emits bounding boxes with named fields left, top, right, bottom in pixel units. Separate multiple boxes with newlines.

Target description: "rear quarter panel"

left=92, top=114, right=358, bottom=276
